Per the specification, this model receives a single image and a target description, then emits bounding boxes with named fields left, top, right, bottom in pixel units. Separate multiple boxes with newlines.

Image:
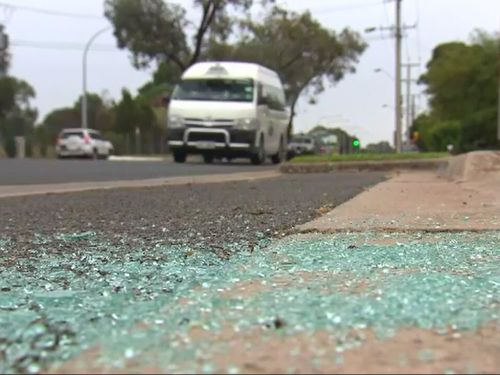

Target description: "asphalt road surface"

left=0, top=158, right=275, bottom=185
left=0, top=172, right=385, bottom=263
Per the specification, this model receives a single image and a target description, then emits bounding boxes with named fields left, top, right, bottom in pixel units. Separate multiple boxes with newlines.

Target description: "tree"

left=0, top=27, right=38, bottom=157
left=134, top=95, right=156, bottom=153
left=0, top=77, right=36, bottom=157
left=114, top=89, right=137, bottom=135
left=39, top=92, right=115, bottom=147
left=0, top=25, right=10, bottom=76
left=416, top=30, right=499, bottom=151
left=73, top=93, right=115, bottom=132
left=41, top=107, right=80, bottom=143
left=104, top=0, right=254, bottom=71
left=412, top=114, right=462, bottom=152
left=0, top=77, right=35, bottom=118
left=208, top=6, right=366, bottom=134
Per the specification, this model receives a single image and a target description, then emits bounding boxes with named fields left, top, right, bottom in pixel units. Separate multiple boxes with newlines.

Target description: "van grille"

left=185, top=118, right=235, bottom=128
left=188, top=132, right=226, bottom=143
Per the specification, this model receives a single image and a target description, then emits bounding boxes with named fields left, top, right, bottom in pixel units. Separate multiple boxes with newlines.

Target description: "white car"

left=288, top=136, right=316, bottom=157
left=166, top=61, right=290, bottom=165
left=56, top=128, right=114, bottom=159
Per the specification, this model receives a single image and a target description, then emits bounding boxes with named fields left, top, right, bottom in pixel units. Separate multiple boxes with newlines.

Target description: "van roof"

left=181, top=61, right=282, bottom=87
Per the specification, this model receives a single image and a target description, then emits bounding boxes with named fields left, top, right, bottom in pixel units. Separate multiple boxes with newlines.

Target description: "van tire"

left=173, top=150, right=187, bottom=163
left=271, top=137, right=286, bottom=164
left=251, top=136, right=266, bottom=165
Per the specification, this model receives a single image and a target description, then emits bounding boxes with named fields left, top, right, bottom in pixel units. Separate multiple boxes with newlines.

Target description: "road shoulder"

left=0, top=170, right=281, bottom=198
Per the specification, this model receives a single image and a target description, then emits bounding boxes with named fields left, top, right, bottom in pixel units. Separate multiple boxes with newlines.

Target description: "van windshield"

left=172, top=79, right=254, bottom=102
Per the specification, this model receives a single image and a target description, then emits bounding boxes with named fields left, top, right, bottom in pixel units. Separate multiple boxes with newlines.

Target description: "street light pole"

left=82, top=26, right=111, bottom=129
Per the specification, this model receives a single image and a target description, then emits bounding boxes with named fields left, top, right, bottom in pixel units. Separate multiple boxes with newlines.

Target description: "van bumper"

left=166, top=128, right=257, bottom=155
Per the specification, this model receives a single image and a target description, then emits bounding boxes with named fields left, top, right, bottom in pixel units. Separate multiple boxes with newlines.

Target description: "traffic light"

left=352, top=138, right=360, bottom=148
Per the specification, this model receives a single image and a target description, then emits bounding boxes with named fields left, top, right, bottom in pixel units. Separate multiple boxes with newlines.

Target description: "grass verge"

left=291, top=152, right=449, bottom=163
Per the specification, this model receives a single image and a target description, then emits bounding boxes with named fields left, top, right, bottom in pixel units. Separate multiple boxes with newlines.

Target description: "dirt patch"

left=219, top=279, right=268, bottom=299
left=219, top=270, right=372, bottom=300
left=299, top=170, right=500, bottom=233
left=174, top=324, right=500, bottom=374
left=54, top=323, right=500, bottom=374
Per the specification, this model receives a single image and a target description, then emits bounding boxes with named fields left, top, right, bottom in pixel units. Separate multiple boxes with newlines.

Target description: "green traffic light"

left=352, top=139, right=360, bottom=147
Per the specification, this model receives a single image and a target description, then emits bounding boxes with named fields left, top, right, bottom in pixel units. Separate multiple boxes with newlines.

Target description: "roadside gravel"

left=0, top=172, right=385, bottom=263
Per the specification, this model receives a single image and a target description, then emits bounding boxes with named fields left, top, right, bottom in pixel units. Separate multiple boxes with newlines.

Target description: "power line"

left=305, top=1, right=385, bottom=14
left=11, top=40, right=117, bottom=52
left=0, top=1, right=104, bottom=20
left=415, top=0, right=422, bottom=64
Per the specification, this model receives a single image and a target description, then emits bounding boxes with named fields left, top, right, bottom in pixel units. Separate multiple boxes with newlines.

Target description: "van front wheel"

left=173, top=150, right=187, bottom=163
left=271, top=137, right=287, bottom=164
left=251, top=137, right=266, bottom=165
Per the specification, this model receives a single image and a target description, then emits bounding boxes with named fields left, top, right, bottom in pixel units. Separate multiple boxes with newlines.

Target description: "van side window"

left=257, top=83, right=286, bottom=111
left=267, top=85, right=285, bottom=111
left=277, top=90, right=286, bottom=109
left=257, top=83, right=268, bottom=106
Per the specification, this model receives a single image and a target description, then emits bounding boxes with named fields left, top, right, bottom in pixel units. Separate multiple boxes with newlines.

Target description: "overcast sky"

left=3, top=0, right=500, bottom=145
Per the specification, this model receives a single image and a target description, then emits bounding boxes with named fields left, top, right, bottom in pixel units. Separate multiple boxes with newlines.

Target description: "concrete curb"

left=296, top=151, right=500, bottom=234
left=439, top=151, right=500, bottom=182
left=280, top=157, right=449, bottom=173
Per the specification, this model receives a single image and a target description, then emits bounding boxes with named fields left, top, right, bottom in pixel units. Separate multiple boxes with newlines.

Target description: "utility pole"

left=395, top=0, right=402, bottom=153
left=366, top=1, right=416, bottom=152
left=402, top=62, right=419, bottom=145
left=411, top=94, right=416, bottom=125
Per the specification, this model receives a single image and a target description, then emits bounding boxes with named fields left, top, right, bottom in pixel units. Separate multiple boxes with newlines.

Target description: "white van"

left=166, top=62, right=290, bottom=164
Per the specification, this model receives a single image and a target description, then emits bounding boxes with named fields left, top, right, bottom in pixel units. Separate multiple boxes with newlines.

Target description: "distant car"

left=402, top=143, right=419, bottom=153
left=287, top=136, right=316, bottom=158
left=56, top=128, right=114, bottom=159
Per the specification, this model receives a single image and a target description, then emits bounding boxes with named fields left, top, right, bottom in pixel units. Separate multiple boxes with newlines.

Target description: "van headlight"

left=234, top=118, right=258, bottom=130
left=168, top=114, right=184, bottom=128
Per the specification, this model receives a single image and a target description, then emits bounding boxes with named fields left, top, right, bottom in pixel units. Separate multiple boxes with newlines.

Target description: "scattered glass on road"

left=0, top=231, right=498, bottom=373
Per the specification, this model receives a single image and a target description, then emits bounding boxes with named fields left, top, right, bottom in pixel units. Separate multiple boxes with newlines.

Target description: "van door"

left=263, top=83, right=287, bottom=154
left=256, top=83, right=274, bottom=154
left=266, top=85, right=287, bottom=154
left=273, top=87, right=289, bottom=149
